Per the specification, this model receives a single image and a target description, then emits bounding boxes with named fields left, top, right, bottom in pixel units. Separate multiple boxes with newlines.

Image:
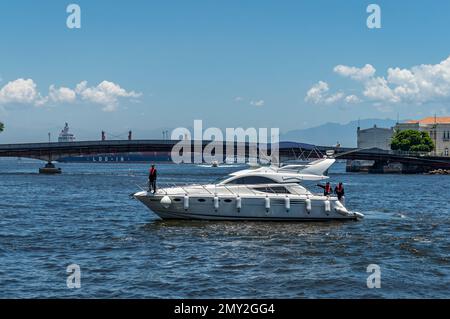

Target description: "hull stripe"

left=151, top=210, right=357, bottom=221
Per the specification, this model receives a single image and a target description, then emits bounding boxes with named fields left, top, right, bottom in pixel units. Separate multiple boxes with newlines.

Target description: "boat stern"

left=333, top=199, right=364, bottom=220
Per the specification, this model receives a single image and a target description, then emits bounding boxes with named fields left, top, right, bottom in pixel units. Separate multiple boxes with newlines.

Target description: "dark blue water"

left=0, top=159, right=448, bottom=298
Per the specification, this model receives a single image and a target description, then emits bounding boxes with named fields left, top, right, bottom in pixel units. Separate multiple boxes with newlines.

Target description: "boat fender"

left=285, top=196, right=290, bottom=212
left=236, top=196, right=242, bottom=212
left=335, top=207, right=348, bottom=216
left=334, top=201, right=348, bottom=216
left=265, top=196, right=270, bottom=212
left=214, top=195, right=219, bottom=211
left=183, top=194, right=189, bottom=210
left=353, top=212, right=364, bottom=219
left=324, top=197, right=331, bottom=214
left=305, top=197, right=312, bottom=213
left=160, top=196, right=172, bottom=209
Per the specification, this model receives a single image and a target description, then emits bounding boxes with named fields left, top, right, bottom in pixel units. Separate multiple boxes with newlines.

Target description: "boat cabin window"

left=225, top=176, right=277, bottom=185
left=253, top=186, right=291, bottom=194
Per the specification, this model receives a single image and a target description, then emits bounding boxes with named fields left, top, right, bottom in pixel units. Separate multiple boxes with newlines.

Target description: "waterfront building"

left=357, top=124, right=394, bottom=151
left=348, top=124, right=394, bottom=173
left=395, top=117, right=450, bottom=156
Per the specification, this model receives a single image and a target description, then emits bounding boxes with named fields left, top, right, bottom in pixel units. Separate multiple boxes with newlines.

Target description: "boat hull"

left=135, top=193, right=360, bottom=222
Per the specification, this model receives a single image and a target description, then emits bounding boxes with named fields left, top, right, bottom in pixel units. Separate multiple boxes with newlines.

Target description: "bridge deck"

left=0, top=140, right=449, bottom=169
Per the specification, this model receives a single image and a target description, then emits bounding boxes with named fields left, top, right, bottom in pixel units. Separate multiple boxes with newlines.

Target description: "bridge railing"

left=345, top=148, right=435, bottom=157
left=390, top=150, right=450, bottom=158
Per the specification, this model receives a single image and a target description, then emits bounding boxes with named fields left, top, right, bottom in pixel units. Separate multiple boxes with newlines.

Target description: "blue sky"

left=1, top=0, right=450, bottom=142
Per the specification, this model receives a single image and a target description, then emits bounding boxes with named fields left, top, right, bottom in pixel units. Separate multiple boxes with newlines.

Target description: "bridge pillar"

left=368, top=160, right=388, bottom=174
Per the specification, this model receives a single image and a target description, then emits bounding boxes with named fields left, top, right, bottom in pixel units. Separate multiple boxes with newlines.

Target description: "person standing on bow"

left=148, top=165, right=157, bottom=194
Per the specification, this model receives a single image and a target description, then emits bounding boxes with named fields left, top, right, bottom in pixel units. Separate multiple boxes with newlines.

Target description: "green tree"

left=0, top=122, right=3, bottom=133
left=391, top=129, right=434, bottom=153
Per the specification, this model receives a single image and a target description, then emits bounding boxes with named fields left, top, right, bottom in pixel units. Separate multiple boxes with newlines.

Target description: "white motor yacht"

left=133, top=158, right=364, bottom=221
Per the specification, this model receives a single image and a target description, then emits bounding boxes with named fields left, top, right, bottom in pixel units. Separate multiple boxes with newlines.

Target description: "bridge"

left=0, top=140, right=179, bottom=162
left=1, top=139, right=450, bottom=173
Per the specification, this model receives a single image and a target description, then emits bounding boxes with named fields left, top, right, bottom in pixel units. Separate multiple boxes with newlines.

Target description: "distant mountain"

left=281, top=119, right=397, bottom=147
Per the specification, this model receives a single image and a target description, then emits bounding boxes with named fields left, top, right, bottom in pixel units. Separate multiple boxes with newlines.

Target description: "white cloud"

left=75, top=81, right=142, bottom=112
left=0, top=78, right=142, bottom=111
left=0, top=78, right=44, bottom=105
left=334, top=64, right=376, bottom=80
left=49, top=85, right=77, bottom=103
left=305, top=81, right=345, bottom=105
left=383, top=57, right=450, bottom=103
left=235, top=96, right=265, bottom=107
left=344, top=94, right=361, bottom=104
left=250, top=99, right=265, bottom=106
left=325, top=92, right=344, bottom=104
left=305, top=81, right=329, bottom=104
left=312, top=55, right=450, bottom=106
left=363, top=77, right=400, bottom=103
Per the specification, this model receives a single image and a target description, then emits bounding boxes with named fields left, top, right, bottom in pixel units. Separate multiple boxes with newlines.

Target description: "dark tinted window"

left=227, top=176, right=277, bottom=185
left=253, top=186, right=290, bottom=194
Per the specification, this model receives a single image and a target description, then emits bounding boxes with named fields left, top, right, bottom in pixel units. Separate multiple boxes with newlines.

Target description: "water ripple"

left=0, top=161, right=449, bottom=298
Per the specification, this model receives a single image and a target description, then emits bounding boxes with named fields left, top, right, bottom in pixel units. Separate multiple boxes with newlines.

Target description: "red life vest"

left=336, top=185, right=343, bottom=193
left=325, top=184, right=331, bottom=193
left=150, top=168, right=156, bottom=177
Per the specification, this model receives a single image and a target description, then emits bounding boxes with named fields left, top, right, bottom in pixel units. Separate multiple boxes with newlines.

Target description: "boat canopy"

left=218, top=158, right=335, bottom=185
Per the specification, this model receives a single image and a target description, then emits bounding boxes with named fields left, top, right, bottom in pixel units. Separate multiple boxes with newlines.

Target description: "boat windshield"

left=213, top=175, right=280, bottom=185
left=225, top=176, right=278, bottom=185
left=252, top=185, right=291, bottom=194
left=212, top=176, right=231, bottom=184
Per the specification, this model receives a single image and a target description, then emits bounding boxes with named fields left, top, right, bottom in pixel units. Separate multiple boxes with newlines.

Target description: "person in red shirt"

left=317, top=181, right=332, bottom=196
left=334, top=182, right=345, bottom=203
left=148, top=165, right=157, bottom=193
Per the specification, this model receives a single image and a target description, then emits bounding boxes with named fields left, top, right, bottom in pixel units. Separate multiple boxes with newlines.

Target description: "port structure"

left=0, top=140, right=450, bottom=173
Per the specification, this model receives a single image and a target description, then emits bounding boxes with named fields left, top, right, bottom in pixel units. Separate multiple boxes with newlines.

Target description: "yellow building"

left=395, top=117, right=450, bottom=156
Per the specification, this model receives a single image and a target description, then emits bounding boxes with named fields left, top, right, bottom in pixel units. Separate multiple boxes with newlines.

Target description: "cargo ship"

left=58, top=152, right=172, bottom=163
